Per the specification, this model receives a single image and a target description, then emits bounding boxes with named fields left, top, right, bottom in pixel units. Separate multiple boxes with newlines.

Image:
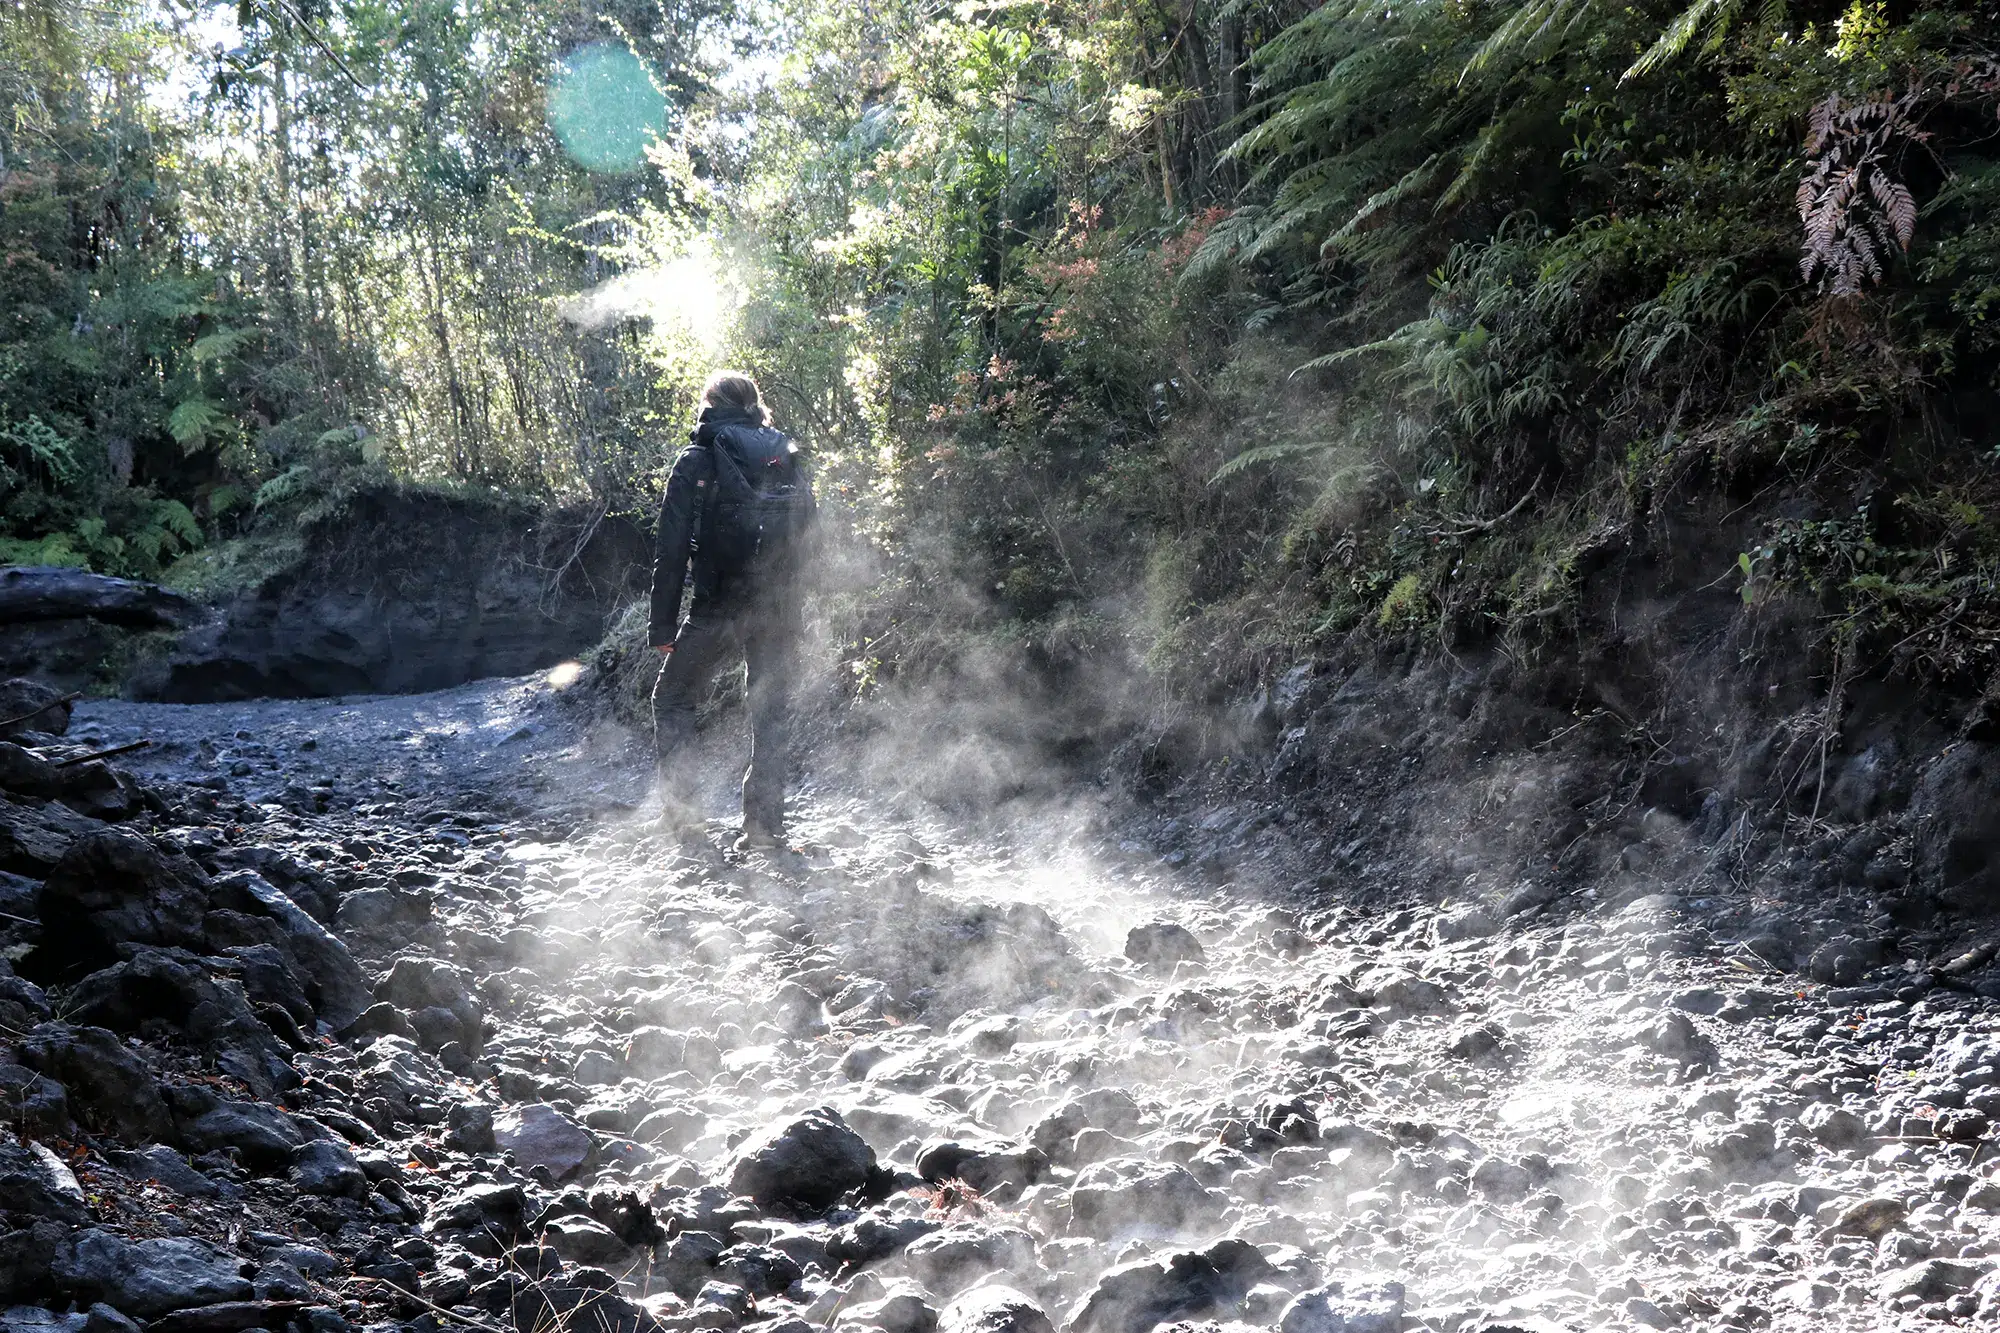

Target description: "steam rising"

left=559, top=241, right=736, bottom=349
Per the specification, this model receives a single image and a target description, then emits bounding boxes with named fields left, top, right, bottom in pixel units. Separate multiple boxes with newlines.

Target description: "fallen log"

left=0, top=563, right=201, bottom=628
left=53, top=738, right=151, bottom=766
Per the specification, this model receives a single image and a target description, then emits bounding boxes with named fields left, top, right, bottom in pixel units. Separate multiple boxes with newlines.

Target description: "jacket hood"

left=697, top=403, right=765, bottom=429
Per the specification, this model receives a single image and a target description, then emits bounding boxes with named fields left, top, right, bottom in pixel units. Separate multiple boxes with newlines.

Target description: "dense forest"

left=7, top=0, right=2000, bottom=704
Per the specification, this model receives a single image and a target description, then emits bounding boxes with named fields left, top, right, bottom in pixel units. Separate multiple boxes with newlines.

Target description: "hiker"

left=648, top=371, right=814, bottom=848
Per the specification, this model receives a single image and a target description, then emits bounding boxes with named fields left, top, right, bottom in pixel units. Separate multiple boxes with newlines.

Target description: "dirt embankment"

left=133, top=485, right=652, bottom=702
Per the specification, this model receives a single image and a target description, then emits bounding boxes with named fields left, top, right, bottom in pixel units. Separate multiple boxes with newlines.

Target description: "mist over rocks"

left=3, top=675, right=2000, bottom=1333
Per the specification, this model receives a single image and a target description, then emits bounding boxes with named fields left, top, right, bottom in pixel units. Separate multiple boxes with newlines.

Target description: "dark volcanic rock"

left=0, top=1221, right=66, bottom=1303
left=66, top=949, right=296, bottom=1097
left=1069, top=1159, right=1223, bottom=1236
left=1069, top=1238, right=1273, bottom=1333
left=1125, top=922, right=1206, bottom=970
left=0, top=1062, right=70, bottom=1137
left=290, top=1140, right=368, bottom=1198
left=915, top=1138, right=1050, bottom=1192
left=0, top=743, right=60, bottom=798
left=826, top=1212, right=939, bottom=1268
left=53, top=1231, right=253, bottom=1317
left=172, top=1088, right=305, bottom=1168
left=0, top=679, right=73, bottom=740
left=207, top=871, right=369, bottom=1029
left=109, top=1145, right=231, bottom=1199
left=494, top=1103, right=594, bottom=1180
left=0, top=1141, right=87, bottom=1223
left=20, top=1023, right=175, bottom=1142
left=374, top=955, right=482, bottom=1053
left=938, top=1287, right=1056, bottom=1333
left=727, top=1107, right=876, bottom=1208
left=0, top=797, right=104, bottom=879
left=1278, top=1281, right=1407, bottom=1333
left=34, top=830, right=212, bottom=977
left=1916, top=742, right=2000, bottom=911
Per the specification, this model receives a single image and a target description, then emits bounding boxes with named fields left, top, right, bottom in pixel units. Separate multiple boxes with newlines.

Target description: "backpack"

left=697, top=422, right=814, bottom=578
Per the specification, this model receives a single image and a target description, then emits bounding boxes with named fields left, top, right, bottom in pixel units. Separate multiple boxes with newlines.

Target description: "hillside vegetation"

left=6, top=0, right=2000, bottom=713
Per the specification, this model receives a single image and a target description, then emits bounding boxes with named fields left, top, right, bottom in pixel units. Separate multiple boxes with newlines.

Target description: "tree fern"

left=1622, top=0, right=1781, bottom=82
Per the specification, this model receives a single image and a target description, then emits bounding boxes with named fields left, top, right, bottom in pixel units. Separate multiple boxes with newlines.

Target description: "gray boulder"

left=66, top=950, right=295, bottom=1098
left=0, top=1306, right=80, bottom=1333
left=713, top=1243, right=803, bottom=1297
left=494, top=1103, right=594, bottom=1180
left=727, top=1107, right=875, bottom=1208
left=207, top=871, right=369, bottom=1028
left=108, top=1145, right=230, bottom=1199
left=0, top=1221, right=66, bottom=1304
left=1028, top=1089, right=1147, bottom=1158
left=0, top=1143, right=85, bottom=1224
left=1125, top=923, right=1205, bottom=970
left=0, top=679, right=72, bottom=740
left=35, top=830, right=210, bottom=975
left=0, top=744, right=59, bottom=799
left=0, top=1062, right=70, bottom=1137
left=1879, top=1258, right=1990, bottom=1302
left=291, top=1140, right=367, bottom=1198
left=0, top=796, right=102, bottom=878
left=1069, top=1159, right=1222, bottom=1236
left=826, top=1213, right=939, bottom=1268
left=902, top=1225, right=1040, bottom=1292
left=939, top=1287, right=1055, bottom=1333
left=840, top=1291, right=938, bottom=1333
left=916, top=1138, right=1049, bottom=1193
left=52, top=1231, right=252, bottom=1317
left=373, top=956, right=482, bottom=1054
left=173, top=1088, right=304, bottom=1168
left=656, top=1230, right=726, bottom=1299
left=425, top=1182, right=528, bottom=1236
left=1278, top=1281, right=1407, bottom=1333
left=1915, top=742, right=2000, bottom=910
left=1069, top=1238, right=1273, bottom=1333
left=541, top=1218, right=635, bottom=1269
left=19, top=1024, right=174, bottom=1143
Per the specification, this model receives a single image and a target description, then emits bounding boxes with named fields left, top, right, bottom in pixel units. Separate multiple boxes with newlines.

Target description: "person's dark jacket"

left=648, top=404, right=765, bottom=646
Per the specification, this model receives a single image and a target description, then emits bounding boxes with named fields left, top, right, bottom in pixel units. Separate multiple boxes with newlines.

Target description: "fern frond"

left=1461, top=0, right=1578, bottom=81
left=1209, top=438, right=1340, bottom=484
left=1621, top=0, right=1719, bottom=81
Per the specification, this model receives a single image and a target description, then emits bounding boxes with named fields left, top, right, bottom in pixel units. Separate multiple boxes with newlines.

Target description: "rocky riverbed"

left=2, top=671, right=2000, bottom=1333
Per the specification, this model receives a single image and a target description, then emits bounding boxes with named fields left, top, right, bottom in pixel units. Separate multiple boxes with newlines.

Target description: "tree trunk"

left=0, top=566, right=200, bottom=628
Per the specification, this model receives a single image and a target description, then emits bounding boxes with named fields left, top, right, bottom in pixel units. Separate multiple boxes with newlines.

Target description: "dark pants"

left=652, top=595, right=795, bottom=833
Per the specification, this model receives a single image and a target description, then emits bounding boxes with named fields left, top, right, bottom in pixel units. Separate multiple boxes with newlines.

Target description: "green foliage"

left=10, top=0, right=2000, bottom=708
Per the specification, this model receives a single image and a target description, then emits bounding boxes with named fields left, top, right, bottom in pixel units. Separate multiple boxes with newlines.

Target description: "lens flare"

left=547, top=43, right=668, bottom=175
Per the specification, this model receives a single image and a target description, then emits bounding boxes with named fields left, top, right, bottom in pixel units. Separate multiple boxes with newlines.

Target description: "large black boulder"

left=33, top=830, right=210, bottom=978
left=0, top=679, right=72, bottom=741
left=207, top=870, right=369, bottom=1029
left=1916, top=742, right=2000, bottom=911
left=0, top=1142, right=86, bottom=1224
left=373, top=955, right=482, bottom=1054
left=19, top=1023, right=175, bottom=1143
left=52, top=1231, right=252, bottom=1317
left=169, top=1085, right=305, bottom=1169
left=1068, top=1238, right=1273, bottom=1333
left=65, top=948, right=296, bottom=1098
left=726, top=1107, right=876, bottom=1209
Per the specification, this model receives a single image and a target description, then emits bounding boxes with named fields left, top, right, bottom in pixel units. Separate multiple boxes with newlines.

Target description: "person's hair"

left=701, top=370, right=769, bottom=425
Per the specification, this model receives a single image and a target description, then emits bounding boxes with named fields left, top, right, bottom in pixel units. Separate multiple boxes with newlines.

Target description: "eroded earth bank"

left=2, top=673, right=1999, bottom=1333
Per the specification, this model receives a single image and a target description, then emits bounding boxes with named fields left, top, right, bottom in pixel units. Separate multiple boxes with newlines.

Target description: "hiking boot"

left=658, top=800, right=705, bottom=840
left=735, top=822, right=785, bottom=853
